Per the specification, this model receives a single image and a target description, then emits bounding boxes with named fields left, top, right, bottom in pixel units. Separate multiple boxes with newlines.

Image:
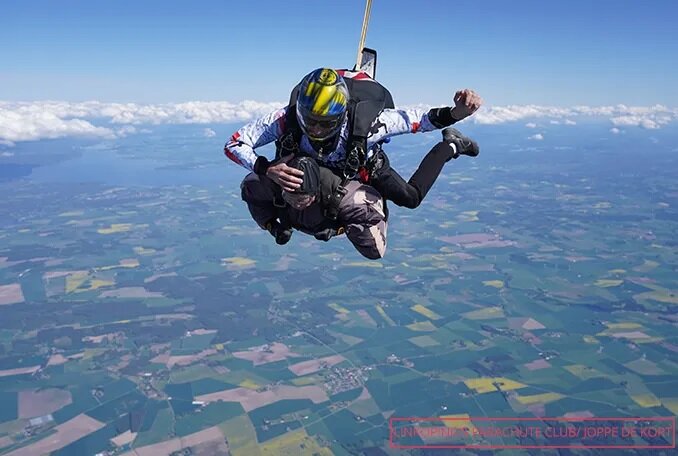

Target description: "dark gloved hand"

left=275, top=228, right=293, bottom=245
left=369, top=147, right=390, bottom=179
left=313, top=227, right=345, bottom=242
left=266, top=220, right=293, bottom=245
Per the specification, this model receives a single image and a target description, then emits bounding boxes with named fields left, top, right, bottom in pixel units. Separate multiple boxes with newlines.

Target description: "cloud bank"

left=0, top=101, right=675, bottom=146
left=472, top=104, right=676, bottom=128
left=0, top=100, right=283, bottom=146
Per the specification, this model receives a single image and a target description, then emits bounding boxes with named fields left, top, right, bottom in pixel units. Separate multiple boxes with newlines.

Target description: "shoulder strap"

left=338, top=70, right=395, bottom=173
left=276, top=86, right=304, bottom=159
left=341, top=73, right=394, bottom=140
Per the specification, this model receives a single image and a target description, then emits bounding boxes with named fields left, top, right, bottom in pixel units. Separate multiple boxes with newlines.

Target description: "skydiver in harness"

left=225, top=68, right=482, bottom=258
left=241, top=155, right=389, bottom=259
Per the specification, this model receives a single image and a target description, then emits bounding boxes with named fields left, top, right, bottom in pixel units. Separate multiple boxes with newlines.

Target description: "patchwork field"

left=1, top=128, right=676, bottom=453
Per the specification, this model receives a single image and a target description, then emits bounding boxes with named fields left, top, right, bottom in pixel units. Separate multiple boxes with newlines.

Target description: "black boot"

left=442, top=127, right=479, bottom=159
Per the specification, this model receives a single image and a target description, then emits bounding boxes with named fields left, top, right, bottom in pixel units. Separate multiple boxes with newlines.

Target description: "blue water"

left=3, top=125, right=246, bottom=187
left=28, top=147, right=232, bottom=186
left=3, top=122, right=676, bottom=189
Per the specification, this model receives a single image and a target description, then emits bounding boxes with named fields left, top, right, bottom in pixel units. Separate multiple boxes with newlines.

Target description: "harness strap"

left=323, top=181, right=347, bottom=221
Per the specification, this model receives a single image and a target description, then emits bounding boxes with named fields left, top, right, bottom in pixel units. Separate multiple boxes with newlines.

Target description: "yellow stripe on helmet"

left=299, top=68, right=348, bottom=117
left=312, top=85, right=339, bottom=116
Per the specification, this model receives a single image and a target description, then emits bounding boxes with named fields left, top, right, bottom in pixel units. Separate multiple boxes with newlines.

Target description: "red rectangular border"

left=388, top=416, right=677, bottom=449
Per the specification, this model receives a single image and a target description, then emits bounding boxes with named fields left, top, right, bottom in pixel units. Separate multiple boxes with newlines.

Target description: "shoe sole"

left=444, top=128, right=479, bottom=157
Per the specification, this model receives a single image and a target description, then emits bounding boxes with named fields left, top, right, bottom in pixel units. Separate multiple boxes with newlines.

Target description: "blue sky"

left=1, top=0, right=677, bottom=106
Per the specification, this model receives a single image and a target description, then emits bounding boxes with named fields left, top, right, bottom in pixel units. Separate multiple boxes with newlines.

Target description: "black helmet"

left=288, top=156, right=320, bottom=195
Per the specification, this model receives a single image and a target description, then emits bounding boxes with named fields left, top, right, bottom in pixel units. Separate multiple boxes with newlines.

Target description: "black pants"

left=370, top=141, right=455, bottom=209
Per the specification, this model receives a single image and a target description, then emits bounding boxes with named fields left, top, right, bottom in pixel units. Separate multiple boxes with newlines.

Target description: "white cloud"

left=473, top=104, right=677, bottom=130
left=203, top=128, right=216, bottom=138
left=610, top=115, right=670, bottom=129
left=0, top=100, right=675, bottom=146
left=0, top=105, right=115, bottom=143
left=0, top=100, right=284, bottom=145
left=610, top=127, right=621, bottom=134
left=115, top=125, right=138, bottom=137
left=93, top=100, right=285, bottom=125
left=473, top=105, right=573, bottom=125
left=1, top=151, right=14, bottom=156
left=529, top=133, right=544, bottom=140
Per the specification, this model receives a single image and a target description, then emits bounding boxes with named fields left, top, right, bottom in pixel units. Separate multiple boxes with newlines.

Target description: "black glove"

left=313, top=227, right=345, bottom=242
left=275, top=228, right=293, bottom=245
left=266, top=220, right=293, bottom=245
left=253, top=156, right=271, bottom=175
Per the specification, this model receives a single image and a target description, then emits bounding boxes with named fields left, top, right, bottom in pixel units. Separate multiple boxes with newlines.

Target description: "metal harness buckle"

left=343, top=145, right=363, bottom=179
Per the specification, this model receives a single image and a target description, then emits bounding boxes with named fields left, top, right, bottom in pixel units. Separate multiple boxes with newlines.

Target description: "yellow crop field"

left=516, top=393, right=564, bottom=405
left=411, top=304, right=441, bottom=320
left=464, top=377, right=527, bottom=394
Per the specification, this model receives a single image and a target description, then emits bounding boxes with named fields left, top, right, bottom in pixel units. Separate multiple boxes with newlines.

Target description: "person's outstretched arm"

left=367, top=89, right=483, bottom=146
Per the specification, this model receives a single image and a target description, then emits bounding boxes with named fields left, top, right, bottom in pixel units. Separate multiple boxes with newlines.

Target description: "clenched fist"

left=451, top=89, right=483, bottom=121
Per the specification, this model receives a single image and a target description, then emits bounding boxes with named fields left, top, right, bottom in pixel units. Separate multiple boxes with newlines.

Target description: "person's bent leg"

left=371, top=128, right=479, bottom=210
left=240, top=173, right=277, bottom=228
left=345, top=219, right=388, bottom=260
left=240, top=173, right=293, bottom=244
left=406, top=141, right=456, bottom=205
left=338, top=181, right=388, bottom=259
left=371, top=142, right=456, bottom=209
left=371, top=164, right=421, bottom=209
